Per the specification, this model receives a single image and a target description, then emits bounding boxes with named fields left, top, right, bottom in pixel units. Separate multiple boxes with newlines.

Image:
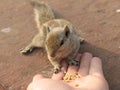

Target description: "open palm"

left=27, top=52, right=109, bottom=90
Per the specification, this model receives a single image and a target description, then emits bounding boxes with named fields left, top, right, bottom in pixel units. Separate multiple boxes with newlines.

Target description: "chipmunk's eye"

left=60, top=40, right=64, bottom=46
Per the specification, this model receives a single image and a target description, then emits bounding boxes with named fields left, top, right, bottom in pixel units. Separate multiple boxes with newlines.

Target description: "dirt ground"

left=0, top=0, right=120, bottom=90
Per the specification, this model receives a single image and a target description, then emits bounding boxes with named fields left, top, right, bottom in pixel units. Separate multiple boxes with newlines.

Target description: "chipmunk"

left=20, top=1, right=84, bottom=73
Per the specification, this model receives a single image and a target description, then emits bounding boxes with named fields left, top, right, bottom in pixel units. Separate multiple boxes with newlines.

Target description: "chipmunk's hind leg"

left=20, top=34, right=45, bottom=55
left=20, top=43, right=35, bottom=55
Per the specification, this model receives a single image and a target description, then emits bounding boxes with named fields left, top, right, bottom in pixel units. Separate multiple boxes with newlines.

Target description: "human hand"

left=27, top=52, right=109, bottom=90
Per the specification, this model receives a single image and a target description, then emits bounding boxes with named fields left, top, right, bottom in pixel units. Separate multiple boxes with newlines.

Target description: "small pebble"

left=116, top=9, right=120, bottom=13
left=0, top=27, right=11, bottom=33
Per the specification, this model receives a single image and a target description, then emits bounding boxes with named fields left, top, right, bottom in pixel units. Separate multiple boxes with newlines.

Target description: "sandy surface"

left=0, top=0, right=120, bottom=90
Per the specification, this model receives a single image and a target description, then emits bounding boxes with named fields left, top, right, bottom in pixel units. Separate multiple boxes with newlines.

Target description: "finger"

left=89, top=57, right=104, bottom=77
left=32, top=74, right=45, bottom=82
left=52, top=60, right=68, bottom=80
left=27, top=82, right=33, bottom=90
left=78, top=52, right=92, bottom=76
left=66, top=54, right=81, bottom=74
left=27, top=74, right=45, bottom=90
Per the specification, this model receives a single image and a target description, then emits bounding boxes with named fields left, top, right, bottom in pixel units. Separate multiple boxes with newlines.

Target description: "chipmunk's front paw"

left=79, top=37, right=84, bottom=44
left=53, top=67, right=61, bottom=74
left=20, top=47, right=33, bottom=55
left=68, top=59, right=80, bottom=66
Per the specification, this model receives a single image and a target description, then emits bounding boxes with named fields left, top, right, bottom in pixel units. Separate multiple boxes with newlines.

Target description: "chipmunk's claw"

left=53, top=68, right=61, bottom=74
left=68, top=59, right=80, bottom=66
left=20, top=47, right=33, bottom=55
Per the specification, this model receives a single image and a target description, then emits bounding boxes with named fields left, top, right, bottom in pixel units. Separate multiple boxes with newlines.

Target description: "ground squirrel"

left=20, top=1, right=84, bottom=73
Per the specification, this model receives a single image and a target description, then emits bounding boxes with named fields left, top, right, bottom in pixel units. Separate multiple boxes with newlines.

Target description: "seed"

left=75, top=84, right=79, bottom=87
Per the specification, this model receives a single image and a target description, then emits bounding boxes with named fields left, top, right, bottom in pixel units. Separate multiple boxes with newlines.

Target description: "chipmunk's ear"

left=47, top=27, right=51, bottom=33
left=64, top=25, right=70, bottom=37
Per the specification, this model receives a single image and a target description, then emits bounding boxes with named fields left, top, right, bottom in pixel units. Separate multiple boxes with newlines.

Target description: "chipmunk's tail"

left=31, top=0, right=55, bottom=27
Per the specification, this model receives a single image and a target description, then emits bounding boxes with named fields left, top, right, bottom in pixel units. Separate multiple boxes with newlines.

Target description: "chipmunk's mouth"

left=50, top=53, right=56, bottom=57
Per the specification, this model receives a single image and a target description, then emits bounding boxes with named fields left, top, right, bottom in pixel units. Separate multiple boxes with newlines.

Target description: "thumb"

left=27, top=74, right=45, bottom=90
left=32, top=74, right=45, bottom=82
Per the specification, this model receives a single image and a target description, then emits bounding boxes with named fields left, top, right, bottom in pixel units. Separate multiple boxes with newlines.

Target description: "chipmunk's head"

left=45, top=25, right=70, bottom=57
